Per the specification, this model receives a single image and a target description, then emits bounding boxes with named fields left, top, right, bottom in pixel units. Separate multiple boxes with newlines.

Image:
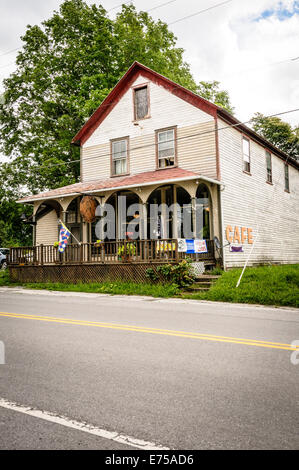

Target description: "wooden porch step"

left=195, top=275, right=221, bottom=281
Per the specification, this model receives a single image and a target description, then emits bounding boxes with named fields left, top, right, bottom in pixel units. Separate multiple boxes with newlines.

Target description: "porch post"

left=32, top=214, right=36, bottom=246
left=161, top=188, right=167, bottom=239
left=191, top=197, right=196, bottom=238
left=172, top=185, right=178, bottom=239
left=61, top=210, right=67, bottom=224
left=141, top=202, right=147, bottom=240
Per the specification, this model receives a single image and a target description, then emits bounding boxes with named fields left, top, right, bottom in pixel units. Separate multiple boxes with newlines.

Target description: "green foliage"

left=0, top=270, right=12, bottom=286
left=0, top=0, right=233, bottom=194
left=0, top=0, right=234, bottom=246
left=182, top=264, right=299, bottom=308
left=156, top=258, right=195, bottom=288
left=208, top=267, right=224, bottom=276
left=117, top=242, right=136, bottom=256
left=251, top=113, right=299, bottom=162
left=197, top=80, right=234, bottom=114
left=0, top=163, right=32, bottom=246
left=145, top=267, right=159, bottom=282
left=12, top=279, right=179, bottom=298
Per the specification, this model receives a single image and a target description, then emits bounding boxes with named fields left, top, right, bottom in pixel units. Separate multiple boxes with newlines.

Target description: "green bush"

left=156, top=259, right=195, bottom=288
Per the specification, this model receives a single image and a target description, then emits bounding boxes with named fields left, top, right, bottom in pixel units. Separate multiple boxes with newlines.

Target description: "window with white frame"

left=266, top=151, right=272, bottom=183
left=242, top=137, right=250, bottom=173
left=111, top=138, right=128, bottom=176
left=157, top=128, right=176, bottom=169
left=285, top=164, right=290, bottom=191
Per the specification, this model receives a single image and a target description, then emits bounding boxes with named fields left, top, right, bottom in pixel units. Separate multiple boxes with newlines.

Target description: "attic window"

left=134, top=85, right=149, bottom=120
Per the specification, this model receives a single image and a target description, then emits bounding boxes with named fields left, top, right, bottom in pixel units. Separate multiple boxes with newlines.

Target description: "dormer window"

left=156, top=127, right=177, bottom=169
left=133, top=84, right=149, bottom=120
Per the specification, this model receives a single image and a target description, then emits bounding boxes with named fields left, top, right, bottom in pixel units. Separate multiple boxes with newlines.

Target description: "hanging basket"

left=80, top=196, right=97, bottom=223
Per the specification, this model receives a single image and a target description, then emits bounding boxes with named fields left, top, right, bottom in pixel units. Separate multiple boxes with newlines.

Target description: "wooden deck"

left=8, top=239, right=216, bottom=266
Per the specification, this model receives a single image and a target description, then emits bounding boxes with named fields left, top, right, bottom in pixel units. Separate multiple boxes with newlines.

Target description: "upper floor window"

left=111, top=137, right=129, bottom=176
left=156, top=127, right=177, bottom=169
left=285, top=164, right=290, bottom=192
left=242, top=137, right=250, bottom=173
left=266, top=151, right=272, bottom=183
left=134, top=85, right=149, bottom=120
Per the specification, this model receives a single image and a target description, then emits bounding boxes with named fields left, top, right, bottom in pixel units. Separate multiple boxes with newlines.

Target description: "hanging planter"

left=80, top=196, right=97, bottom=223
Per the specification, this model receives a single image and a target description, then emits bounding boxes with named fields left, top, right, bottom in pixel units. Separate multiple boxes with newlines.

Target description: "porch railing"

left=7, top=239, right=215, bottom=266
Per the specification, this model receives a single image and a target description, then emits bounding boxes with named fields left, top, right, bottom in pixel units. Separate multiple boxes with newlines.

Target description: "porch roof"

left=17, top=167, right=221, bottom=204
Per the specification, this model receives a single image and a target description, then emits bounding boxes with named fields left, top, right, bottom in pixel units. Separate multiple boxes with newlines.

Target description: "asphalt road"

left=0, top=287, right=298, bottom=450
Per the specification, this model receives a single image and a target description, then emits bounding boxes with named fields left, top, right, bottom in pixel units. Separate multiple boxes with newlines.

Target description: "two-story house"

left=18, top=61, right=299, bottom=270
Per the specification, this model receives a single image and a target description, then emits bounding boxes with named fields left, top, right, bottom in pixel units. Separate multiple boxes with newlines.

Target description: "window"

left=242, top=137, right=250, bottom=173
left=134, top=85, right=149, bottom=120
left=156, top=128, right=176, bottom=169
left=266, top=151, right=272, bottom=183
left=111, top=138, right=128, bottom=176
left=285, top=164, right=290, bottom=192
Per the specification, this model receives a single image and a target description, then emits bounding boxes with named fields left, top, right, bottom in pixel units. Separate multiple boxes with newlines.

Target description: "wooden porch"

left=8, top=239, right=216, bottom=266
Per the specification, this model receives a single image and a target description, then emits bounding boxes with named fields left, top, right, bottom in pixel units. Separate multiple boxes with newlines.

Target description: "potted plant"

left=53, top=241, right=60, bottom=263
left=117, top=242, right=136, bottom=262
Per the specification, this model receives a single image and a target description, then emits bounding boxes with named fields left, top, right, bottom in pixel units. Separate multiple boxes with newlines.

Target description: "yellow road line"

left=0, top=311, right=298, bottom=351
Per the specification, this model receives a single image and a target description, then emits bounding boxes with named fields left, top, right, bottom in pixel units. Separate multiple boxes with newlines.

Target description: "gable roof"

left=72, top=61, right=298, bottom=170
left=72, top=61, right=218, bottom=146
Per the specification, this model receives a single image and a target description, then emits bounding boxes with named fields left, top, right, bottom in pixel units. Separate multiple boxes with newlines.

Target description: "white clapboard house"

left=17, top=61, right=299, bottom=270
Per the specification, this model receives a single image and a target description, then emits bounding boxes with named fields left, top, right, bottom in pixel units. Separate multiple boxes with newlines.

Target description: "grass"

left=0, top=270, right=178, bottom=298
left=183, top=264, right=299, bottom=308
left=1, top=264, right=298, bottom=307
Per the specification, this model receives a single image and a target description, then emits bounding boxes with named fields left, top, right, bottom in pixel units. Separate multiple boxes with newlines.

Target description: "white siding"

left=36, top=210, right=58, bottom=246
left=218, top=119, right=299, bottom=268
left=81, top=74, right=216, bottom=181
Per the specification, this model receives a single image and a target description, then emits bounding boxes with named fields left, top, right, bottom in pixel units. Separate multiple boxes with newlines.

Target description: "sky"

left=0, top=0, right=298, bottom=131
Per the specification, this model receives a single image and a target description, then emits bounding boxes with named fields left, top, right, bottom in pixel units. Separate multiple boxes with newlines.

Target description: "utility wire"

left=168, top=0, right=233, bottom=25
left=21, top=107, right=299, bottom=171
left=147, top=0, right=178, bottom=12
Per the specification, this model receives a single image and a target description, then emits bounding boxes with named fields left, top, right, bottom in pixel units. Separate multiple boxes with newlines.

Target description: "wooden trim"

left=214, top=117, right=221, bottom=180
left=72, top=61, right=217, bottom=146
left=243, top=170, right=252, bottom=176
left=155, top=126, right=178, bottom=170
left=241, top=134, right=251, bottom=173
left=265, top=149, right=272, bottom=183
left=132, top=82, right=151, bottom=122
left=110, top=136, right=130, bottom=177
left=284, top=163, right=290, bottom=192
left=218, top=112, right=299, bottom=171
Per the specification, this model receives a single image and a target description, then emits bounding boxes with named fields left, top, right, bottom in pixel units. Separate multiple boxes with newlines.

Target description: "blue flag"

left=58, top=222, right=71, bottom=253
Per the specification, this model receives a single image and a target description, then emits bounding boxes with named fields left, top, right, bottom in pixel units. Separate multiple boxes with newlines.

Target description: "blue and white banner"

left=178, top=239, right=208, bottom=254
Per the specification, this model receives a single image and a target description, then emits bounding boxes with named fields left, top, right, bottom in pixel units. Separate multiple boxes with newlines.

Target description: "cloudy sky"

left=0, top=0, right=299, bottom=127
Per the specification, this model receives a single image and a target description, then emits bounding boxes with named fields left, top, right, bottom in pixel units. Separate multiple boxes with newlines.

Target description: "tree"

left=251, top=113, right=299, bottom=162
left=197, top=80, right=234, bottom=114
left=0, top=0, right=233, bottom=193
left=0, top=162, right=32, bottom=246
